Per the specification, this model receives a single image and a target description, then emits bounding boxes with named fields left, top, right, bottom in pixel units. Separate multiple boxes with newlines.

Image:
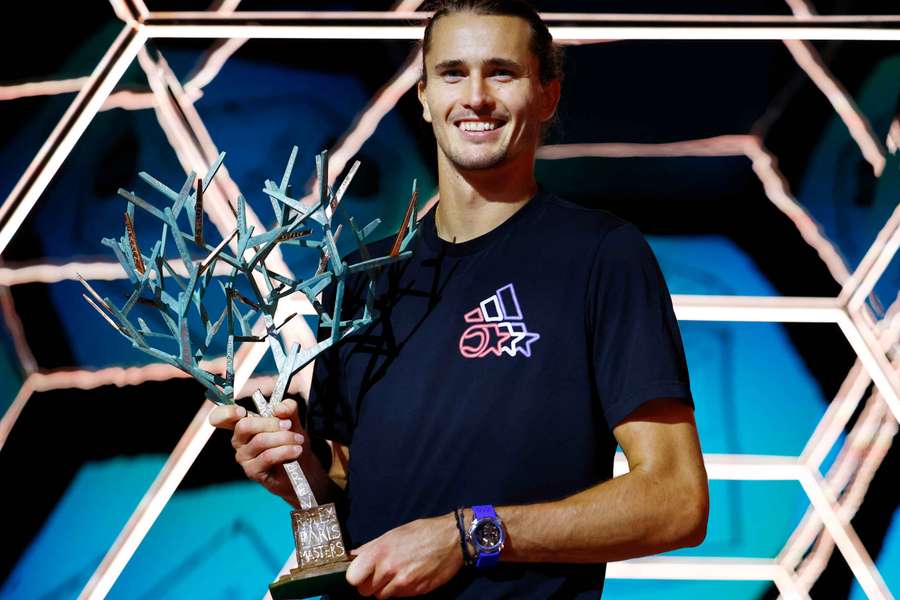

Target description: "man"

left=211, top=1, right=709, bottom=598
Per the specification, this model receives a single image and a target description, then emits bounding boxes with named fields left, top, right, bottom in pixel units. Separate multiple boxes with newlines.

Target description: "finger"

left=241, top=445, right=302, bottom=480
left=235, top=430, right=305, bottom=462
left=273, top=399, right=304, bottom=433
left=365, top=552, right=397, bottom=599
left=209, top=404, right=246, bottom=430
left=375, top=580, right=399, bottom=600
left=232, top=414, right=292, bottom=447
left=346, top=551, right=377, bottom=587
left=377, top=576, right=415, bottom=600
left=356, top=574, right=376, bottom=598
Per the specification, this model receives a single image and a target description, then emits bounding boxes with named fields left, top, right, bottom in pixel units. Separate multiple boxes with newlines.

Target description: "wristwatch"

left=467, top=504, right=505, bottom=568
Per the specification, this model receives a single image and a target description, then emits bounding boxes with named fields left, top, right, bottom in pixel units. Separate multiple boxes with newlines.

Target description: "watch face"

left=475, top=520, right=502, bottom=548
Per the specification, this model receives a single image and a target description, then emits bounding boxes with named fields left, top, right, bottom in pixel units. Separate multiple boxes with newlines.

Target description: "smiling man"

left=211, top=1, right=708, bottom=598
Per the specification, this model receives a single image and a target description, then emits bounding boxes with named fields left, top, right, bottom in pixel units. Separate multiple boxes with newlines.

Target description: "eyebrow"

left=433, top=58, right=526, bottom=72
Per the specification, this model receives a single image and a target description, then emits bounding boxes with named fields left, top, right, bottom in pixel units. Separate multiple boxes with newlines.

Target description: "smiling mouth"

left=455, top=119, right=506, bottom=132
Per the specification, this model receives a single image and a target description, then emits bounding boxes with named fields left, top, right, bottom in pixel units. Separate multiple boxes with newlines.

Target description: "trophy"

left=81, top=147, right=419, bottom=598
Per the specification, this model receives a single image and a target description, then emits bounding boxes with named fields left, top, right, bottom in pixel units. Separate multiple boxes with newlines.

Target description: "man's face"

left=417, top=13, right=560, bottom=172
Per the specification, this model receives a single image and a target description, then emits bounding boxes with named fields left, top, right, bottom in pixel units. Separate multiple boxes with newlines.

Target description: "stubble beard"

left=439, top=138, right=509, bottom=172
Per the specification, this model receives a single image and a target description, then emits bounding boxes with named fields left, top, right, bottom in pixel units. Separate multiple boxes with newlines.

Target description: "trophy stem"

left=251, top=390, right=317, bottom=510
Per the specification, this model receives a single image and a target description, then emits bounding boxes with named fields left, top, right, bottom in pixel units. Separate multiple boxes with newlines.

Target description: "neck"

left=434, top=152, right=538, bottom=244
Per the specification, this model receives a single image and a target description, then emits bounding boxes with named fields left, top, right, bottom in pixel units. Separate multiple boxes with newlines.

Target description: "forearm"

left=481, top=467, right=708, bottom=563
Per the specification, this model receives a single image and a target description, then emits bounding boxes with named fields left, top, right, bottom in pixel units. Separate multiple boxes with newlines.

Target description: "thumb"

left=345, top=551, right=374, bottom=586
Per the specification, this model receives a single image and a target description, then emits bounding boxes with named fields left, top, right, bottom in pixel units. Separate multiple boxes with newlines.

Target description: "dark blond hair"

left=419, top=0, right=564, bottom=84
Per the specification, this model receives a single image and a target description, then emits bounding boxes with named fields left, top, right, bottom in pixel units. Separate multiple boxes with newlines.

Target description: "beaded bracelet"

left=455, top=507, right=473, bottom=566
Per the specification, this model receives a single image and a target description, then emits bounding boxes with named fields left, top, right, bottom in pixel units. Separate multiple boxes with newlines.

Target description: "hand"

left=346, top=513, right=463, bottom=598
left=209, top=399, right=308, bottom=505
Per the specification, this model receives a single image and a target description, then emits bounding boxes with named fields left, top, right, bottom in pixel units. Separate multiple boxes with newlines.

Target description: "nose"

left=463, top=73, right=492, bottom=112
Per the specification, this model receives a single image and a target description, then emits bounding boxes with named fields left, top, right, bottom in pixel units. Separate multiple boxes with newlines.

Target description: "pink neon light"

left=300, top=50, right=423, bottom=204
left=108, top=0, right=149, bottom=23
left=845, top=201, right=900, bottom=310
left=538, top=137, right=852, bottom=285
left=0, top=284, right=37, bottom=373
left=0, top=25, right=146, bottom=256
left=0, top=77, right=89, bottom=101
left=887, top=117, right=900, bottom=153
left=783, top=39, right=886, bottom=176
left=0, top=4, right=892, bottom=596
left=0, top=258, right=235, bottom=286
left=783, top=0, right=816, bottom=17
left=0, top=379, right=33, bottom=452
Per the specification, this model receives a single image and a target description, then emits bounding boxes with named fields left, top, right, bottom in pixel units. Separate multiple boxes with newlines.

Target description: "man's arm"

left=209, top=399, right=346, bottom=508
left=346, top=398, right=708, bottom=598
left=494, top=397, right=708, bottom=562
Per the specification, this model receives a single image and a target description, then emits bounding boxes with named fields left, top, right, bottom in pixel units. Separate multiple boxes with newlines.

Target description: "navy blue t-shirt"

left=307, top=189, right=693, bottom=598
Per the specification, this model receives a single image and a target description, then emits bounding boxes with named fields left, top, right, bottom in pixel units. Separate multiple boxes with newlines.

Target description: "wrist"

left=467, top=504, right=506, bottom=568
left=444, top=511, right=465, bottom=567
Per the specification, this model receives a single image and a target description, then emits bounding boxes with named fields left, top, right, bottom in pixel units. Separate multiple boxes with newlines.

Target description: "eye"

left=491, top=69, right=514, bottom=81
left=441, top=70, right=464, bottom=82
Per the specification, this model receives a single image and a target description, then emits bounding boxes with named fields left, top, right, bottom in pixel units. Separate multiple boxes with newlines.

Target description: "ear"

left=539, top=78, right=561, bottom=123
left=417, top=80, right=433, bottom=124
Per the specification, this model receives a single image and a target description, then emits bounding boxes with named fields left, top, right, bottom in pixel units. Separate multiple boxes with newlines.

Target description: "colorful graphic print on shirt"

left=458, top=283, right=541, bottom=359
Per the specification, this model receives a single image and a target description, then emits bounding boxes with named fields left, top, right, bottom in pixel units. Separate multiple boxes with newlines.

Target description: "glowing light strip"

left=801, top=414, right=899, bottom=591
left=141, top=22, right=900, bottom=42
left=0, top=378, right=32, bottom=453
left=613, top=452, right=803, bottom=479
left=136, top=49, right=317, bottom=328
left=108, top=0, right=149, bottom=23
left=613, top=452, right=889, bottom=597
left=183, top=36, right=247, bottom=95
left=800, top=361, right=870, bottom=469
left=607, top=556, right=788, bottom=580
left=671, top=295, right=844, bottom=323
left=539, top=138, right=852, bottom=284
left=0, top=25, right=146, bottom=256
left=797, top=468, right=891, bottom=599
left=10, top=5, right=888, bottom=596
left=829, top=400, right=890, bottom=515
left=78, top=402, right=217, bottom=600
left=0, top=77, right=89, bottom=101
left=538, top=136, right=750, bottom=158
left=741, top=138, right=854, bottom=286
left=0, top=258, right=238, bottom=287
left=609, top=557, right=810, bottom=599
left=302, top=50, right=422, bottom=202
left=134, top=12, right=900, bottom=42
left=784, top=0, right=815, bottom=17
left=788, top=393, right=889, bottom=586
left=82, top=24, right=321, bottom=595
left=0, top=283, right=37, bottom=373
left=837, top=311, right=900, bottom=424
left=782, top=301, right=900, bottom=592
left=781, top=39, right=886, bottom=176
left=847, top=202, right=900, bottom=312
left=78, top=340, right=268, bottom=600
left=4, top=36, right=239, bottom=111
left=392, top=0, right=426, bottom=10
left=887, top=116, right=900, bottom=153
left=418, top=192, right=439, bottom=220
left=783, top=295, right=900, bottom=575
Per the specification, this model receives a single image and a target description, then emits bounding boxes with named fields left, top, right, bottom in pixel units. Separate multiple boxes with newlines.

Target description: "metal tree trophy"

left=82, top=147, right=419, bottom=599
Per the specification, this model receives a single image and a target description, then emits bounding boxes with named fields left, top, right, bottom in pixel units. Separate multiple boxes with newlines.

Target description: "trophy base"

left=269, top=560, right=352, bottom=600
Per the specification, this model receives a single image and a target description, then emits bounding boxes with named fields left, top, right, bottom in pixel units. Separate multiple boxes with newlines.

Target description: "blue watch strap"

left=472, top=504, right=501, bottom=568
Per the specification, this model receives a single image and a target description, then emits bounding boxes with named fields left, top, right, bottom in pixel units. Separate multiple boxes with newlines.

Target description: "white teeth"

left=459, top=121, right=497, bottom=132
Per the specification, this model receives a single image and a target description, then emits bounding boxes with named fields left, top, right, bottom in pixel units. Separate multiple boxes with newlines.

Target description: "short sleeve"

left=588, top=223, right=693, bottom=430
left=305, top=281, right=357, bottom=446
